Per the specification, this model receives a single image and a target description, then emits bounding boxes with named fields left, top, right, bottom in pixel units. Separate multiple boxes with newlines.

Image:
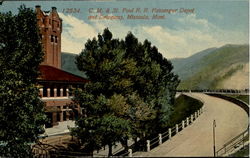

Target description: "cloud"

left=91, top=17, right=132, bottom=39
left=59, top=13, right=97, bottom=39
left=141, top=14, right=248, bottom=58
left=58, top=13, right=132, bottom=54
left=58, top=12, right=248, bottom=58
left=211, top=13, right=224, bottom=20
left=177, top=14, right=213, bottom=31
left=58, top=13, right=98, bottom=54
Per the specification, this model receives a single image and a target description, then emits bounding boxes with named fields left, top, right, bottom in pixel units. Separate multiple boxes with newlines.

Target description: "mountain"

left=171, top=47, right=217, bottom=80
left=171, top=44, right=249, bottom=90
left=61, top=52, right=87, bottom=78
left=61, top=44, right=249, bottom=90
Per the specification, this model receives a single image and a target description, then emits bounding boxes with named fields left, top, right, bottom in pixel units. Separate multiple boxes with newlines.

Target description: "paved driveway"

left=134, top=93, right=248, bottom=157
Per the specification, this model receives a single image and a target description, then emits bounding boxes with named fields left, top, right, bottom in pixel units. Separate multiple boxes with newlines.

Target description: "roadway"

left=134, top=93, right=249, bottom=157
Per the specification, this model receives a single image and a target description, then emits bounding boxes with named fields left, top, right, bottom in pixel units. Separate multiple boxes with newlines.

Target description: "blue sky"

left=1, top=0, right=249, bottom=58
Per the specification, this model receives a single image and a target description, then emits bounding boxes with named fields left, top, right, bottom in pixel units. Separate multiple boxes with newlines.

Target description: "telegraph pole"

left=213, top=120, right=216, bottom=157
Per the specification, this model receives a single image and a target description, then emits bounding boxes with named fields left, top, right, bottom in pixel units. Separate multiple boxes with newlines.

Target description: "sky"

left=1, top=0, right=249, bottom=59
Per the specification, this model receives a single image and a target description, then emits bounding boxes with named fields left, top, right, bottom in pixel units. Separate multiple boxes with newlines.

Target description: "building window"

left=50, top=87, right=54, bottom=97
left=56, top=87, right=60, bottom=97
left=63, top=87, right=67, bottom=96
left=51, top=35, right=54, bottom=42
left=55, top=36, right=57, bottom=43
left=56, top=111, right=61, bottom=122
left=43, top=87, right=48, bottom=97
left=49, top=19, right=51, bottom=24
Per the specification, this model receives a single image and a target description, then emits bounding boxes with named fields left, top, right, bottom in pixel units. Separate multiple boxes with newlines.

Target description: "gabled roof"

left=39, top=65, right=89, bottom=84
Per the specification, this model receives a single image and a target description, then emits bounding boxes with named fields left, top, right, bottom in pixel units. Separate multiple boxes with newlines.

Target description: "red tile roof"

left=39, top=65, right=89, bottom=83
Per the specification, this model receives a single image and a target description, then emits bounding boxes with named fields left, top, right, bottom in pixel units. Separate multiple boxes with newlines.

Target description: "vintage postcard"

left=0, top=0, right=249, bottom=157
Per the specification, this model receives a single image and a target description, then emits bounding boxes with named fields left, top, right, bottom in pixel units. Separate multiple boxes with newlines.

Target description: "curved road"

left=134, top=93, right=248, bottom=157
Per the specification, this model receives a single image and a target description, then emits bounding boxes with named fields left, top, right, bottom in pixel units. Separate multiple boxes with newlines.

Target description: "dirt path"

left=134, top=93, right=248, bottom=157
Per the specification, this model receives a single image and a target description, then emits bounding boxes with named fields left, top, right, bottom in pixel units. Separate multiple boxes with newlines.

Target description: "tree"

left=0, top=6, right=46, bottom=157
left=123, top=33, right=179, bottom=130
left=72, top=29, right=134, bottom=156
left=72, top=28, right=179, bottom=155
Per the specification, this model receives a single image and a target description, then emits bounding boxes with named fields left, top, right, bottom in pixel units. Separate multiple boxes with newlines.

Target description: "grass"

left=169, top=94, right=203, bottom=127
left=229, top=144, right=249, bottom=157
left=225, top=95, right=249, bottom=104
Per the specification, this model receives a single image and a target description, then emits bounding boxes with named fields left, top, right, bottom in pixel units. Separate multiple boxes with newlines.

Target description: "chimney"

left=35, top=5, right=41, bottom=9
left=52, top=7, right=57, bottom=11
left=35, top=5, right=41, bottom=14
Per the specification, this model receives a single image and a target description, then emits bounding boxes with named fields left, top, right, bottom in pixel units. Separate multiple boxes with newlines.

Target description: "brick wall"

left=36, top=5, right=62, bottom=69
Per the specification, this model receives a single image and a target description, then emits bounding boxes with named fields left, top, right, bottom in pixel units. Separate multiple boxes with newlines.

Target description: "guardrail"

left=177, top=89, right=249, bottom=94
left=216, top=128, right=249, bottom=156
left=145, top=107, right=203, bottom=152
left=205, top=93, right=249, bottom=115
left=113, top=106, right=204, bottom=157
left=206, top=93, right=249, bottom=157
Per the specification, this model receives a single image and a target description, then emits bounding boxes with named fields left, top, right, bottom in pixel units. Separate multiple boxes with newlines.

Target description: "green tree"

left=124, top=34, right=179, bottom=130
left=72, top=29, right=134, bottom=156
left=73, top=28, right=179, bottom=155
left=0, top=6, right=46, bottom=157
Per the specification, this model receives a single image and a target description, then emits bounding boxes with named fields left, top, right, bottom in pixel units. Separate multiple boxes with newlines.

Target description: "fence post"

left=186, top=117, right=189, bottom=126
left=176, top=124, right=179, bottom=133
left=147, top=140, right=150, bottom=152
left=128, top=149, right=132, bottom=157
left=182, top=120, right=185, bottom=129
left=191, top=115, right=193, bottom=123
left=224, top=145, right=226, bottom=155
left=169, top=128, right=172, bottom=139
left=195, top=112, right=197, bottom=119
left=242, top=134, right=244, bottom=148
left=159, top=134, right=162, bottom=145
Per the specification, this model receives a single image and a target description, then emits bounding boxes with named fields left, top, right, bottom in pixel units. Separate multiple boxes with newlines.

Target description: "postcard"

left=0, top=0, right=249, bottom=157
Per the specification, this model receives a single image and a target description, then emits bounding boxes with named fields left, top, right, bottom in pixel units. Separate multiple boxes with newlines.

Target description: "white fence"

left=216, top=128, right=249, bottom=156
left=146, top=107, right=203, bottom=152
left=121, top=107, right=204, bottom=156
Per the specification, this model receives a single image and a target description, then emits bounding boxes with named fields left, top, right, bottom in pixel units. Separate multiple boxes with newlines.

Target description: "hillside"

left=61, top=44, right=249, bottom=90
left=171, top=44, right=249, bottom=90
left=61, top=52, right=87, bottom=78
left=171, top=47, right=217, bottom=80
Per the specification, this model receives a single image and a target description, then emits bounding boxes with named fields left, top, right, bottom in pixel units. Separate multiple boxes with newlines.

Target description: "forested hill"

left=61, top=52, right=87, bottom=78
left=62, top=44, right=249, bottom=90
left=171, top=44, right=249, bottom=90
